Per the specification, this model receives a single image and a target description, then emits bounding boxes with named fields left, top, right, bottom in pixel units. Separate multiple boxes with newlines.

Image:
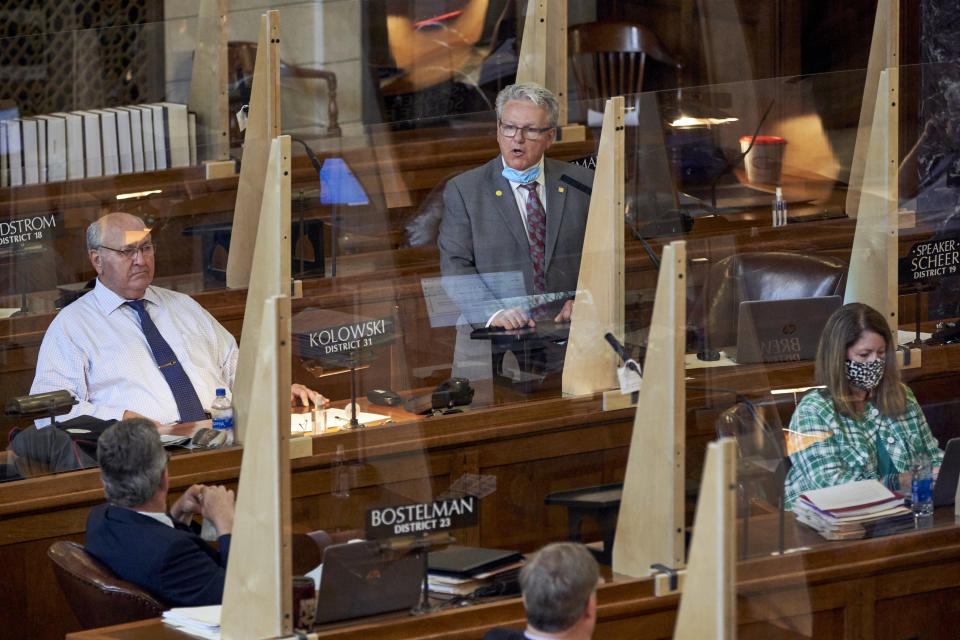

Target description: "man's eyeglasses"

left=498, top=122, right=554, bottom=140
left=98, top=243, right=156, bottom=260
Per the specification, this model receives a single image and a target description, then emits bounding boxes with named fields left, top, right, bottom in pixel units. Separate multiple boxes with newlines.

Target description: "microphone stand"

left=687, top=385, right=787, bottom=556
left=708, top=99, right=775, bottom=214
left=292, top=137, right=333, bottom=276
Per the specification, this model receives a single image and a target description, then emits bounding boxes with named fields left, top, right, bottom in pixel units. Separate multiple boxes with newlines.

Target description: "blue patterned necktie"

left=125, top=299, right=207, bottom=423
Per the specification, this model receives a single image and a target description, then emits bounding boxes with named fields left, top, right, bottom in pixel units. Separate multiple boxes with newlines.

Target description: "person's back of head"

left=97, top=418, right=167, bottom=509
left=520, top=542, right=599, bottom=639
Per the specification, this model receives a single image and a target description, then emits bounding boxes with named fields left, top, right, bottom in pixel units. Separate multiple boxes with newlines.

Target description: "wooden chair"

left=290, top=528, right=362, bottom=575
left=569, top=21, right=681, bottom=113
left=227, top=41, right=340, bottom=149
left=48, top=541, right=164, bottom=629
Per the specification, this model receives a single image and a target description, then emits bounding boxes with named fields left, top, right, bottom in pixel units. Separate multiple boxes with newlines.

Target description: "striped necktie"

left=125, top=299, right=207, bottom=423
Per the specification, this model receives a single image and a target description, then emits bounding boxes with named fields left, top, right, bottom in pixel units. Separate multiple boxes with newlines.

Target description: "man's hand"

left=490, top=307, right=535, bottom=330
left=170, top=484, right=205, bottom=526
left=198, top=485, right=236, bottom=536
left=554, top=299, right=575, bottom=324
left=291, top=383, right=329, bottom=408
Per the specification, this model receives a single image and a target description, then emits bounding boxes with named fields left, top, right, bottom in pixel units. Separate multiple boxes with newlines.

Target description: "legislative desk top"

left=65, top=510, right=960, bottom=640
left=5, top=334, right=960, bottom=506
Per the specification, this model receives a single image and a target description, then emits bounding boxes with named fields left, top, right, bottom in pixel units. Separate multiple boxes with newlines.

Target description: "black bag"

left=10, top=416, right=116, bottom=472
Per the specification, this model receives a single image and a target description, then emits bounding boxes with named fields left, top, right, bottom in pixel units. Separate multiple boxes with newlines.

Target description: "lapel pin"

left=495, top=190, right=503, bottom=196
left=558, top=187, right=565, bottom=193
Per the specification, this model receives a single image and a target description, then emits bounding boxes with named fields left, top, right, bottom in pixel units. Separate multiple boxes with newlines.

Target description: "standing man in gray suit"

left=438, top=82, right=594, bottom=388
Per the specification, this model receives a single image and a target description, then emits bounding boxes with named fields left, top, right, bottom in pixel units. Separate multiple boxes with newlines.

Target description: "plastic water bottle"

left=772, top=187, right=787, bottom=227
left=210, top=388, right=234, bottom=446
left=911, top=452, right=933, bottom=518
left=332, top=444, right=350, bottom=498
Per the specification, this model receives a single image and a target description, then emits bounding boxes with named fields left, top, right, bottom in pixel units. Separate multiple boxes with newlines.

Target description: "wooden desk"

left=8, top=343, right=960, bottom=640
left=65, top=513, right=960, bottom=639
left=0, top=393, right=632, bottom=640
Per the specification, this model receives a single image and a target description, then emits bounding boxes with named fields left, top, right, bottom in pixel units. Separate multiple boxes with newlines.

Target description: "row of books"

left=0, top=102, right=197, bottom=188
left=794, top=479, right=914, bottom=540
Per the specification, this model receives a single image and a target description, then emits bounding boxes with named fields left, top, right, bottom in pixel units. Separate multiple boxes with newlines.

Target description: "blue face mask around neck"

left=502, top=164, right=541, bottom=184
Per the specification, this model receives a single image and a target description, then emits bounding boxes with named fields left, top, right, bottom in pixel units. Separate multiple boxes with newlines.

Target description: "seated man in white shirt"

left=483, top=542, right=599, bottom=640
left=12, top=212, right=323, bottom=468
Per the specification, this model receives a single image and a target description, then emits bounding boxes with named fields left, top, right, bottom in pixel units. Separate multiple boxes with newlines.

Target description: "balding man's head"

left=88, top=213, right=155, bottom=300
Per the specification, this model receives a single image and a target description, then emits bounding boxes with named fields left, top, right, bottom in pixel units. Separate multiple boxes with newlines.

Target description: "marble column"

left=917, top=0, right=960, bottom=318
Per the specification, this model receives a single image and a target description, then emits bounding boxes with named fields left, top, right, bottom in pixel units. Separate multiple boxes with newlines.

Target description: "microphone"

left=291, top=137, right=325, bottom=175
left=604, top=332, right=640, bottom=375
left=637, top=237, right=661, bottom=269
left=560, top=174, right=592, bottom=196
left=709, top=99, right=775, bottom=213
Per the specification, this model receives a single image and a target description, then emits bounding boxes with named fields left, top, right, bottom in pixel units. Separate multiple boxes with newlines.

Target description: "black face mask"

left=846, top=358, right=885, bottom=390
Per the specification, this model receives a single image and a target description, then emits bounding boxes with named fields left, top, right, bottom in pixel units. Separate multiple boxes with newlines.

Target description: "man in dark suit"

left=85, top=418, right=236, bottom=607
left=484, top=542, right=599, bottom=640
left=438, top=82, right=594, bottom=387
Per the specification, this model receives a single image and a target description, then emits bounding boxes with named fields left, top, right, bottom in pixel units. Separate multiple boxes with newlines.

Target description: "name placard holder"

left=365, top=496, right=478, bottom=616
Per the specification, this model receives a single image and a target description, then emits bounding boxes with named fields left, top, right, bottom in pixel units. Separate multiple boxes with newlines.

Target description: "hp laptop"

left=313, top=541, right=423, bottom=625
left=733, top=295, right=842, bottom=364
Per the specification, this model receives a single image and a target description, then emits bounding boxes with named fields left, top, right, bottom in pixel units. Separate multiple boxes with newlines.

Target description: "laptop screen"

left=734, top=295, right=842, bottom=364
left=313, top=541, right=423, bottom=625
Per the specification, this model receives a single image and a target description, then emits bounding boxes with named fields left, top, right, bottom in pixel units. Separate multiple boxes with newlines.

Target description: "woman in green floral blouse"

left=783, top=303, right=944, bottom=509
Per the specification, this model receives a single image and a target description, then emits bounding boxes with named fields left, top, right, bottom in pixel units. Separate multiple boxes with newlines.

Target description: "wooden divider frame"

left=516, top=0, right=567, bottom=126
left=515, top=0, right=584, bottom=140
left=188, top=0, right=230, bottom=164
left=612, top=241, right=686, bottom=579
left=845, top=0, right=898, bottom=221
left=562, top=96, right=625, bottom=397
left=221, top=135, right=294, bottom=638
left=844, top=68, right=900, bottom=342
left=673, top=438, right=737, bottom=640
left=227, top=10, right=282, bottom=289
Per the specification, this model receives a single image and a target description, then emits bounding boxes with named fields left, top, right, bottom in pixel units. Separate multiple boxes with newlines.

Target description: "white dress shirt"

left=137, top=511, right=175, bottom=528
left=30, top=279, right=238, bottom=426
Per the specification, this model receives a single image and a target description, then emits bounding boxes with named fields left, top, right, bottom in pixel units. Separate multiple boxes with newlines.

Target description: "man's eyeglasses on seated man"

left=98, top=243, right=156, bottom=260
left=498, top=122, right=554, bottom=140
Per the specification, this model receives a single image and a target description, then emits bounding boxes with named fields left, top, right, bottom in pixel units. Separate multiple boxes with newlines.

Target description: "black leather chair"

left=48, top=540, right=164, bottom=629
left=695, top=251, right=848, bottom=350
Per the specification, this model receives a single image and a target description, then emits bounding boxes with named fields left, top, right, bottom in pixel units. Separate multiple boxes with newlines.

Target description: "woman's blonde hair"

left=815, top=302, right=905, bottom=418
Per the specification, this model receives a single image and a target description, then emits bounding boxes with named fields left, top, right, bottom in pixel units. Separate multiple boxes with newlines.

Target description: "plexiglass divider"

left=3, top=10, right=960, bottom=634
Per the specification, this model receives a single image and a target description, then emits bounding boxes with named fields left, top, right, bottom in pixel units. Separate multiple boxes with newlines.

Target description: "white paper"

left=163, top=604, right=221, bottom=638
left=324, top=407, right=389, bottom=427
left=800, top=479, right=897, bottom=511
left=617, top=363, right=642, bottom=394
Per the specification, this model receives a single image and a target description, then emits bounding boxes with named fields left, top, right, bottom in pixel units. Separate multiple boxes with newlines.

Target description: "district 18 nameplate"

left=365, top=496, right=478, bottom=539
left=0, top=213, right=59, bottom=252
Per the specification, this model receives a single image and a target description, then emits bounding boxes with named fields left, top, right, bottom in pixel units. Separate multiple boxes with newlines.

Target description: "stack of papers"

left=162, top=605, right=221, bottom=639
left=428, top=562, right=523, bottom=596
left=794, top=480, right=912, bottom=540
left=427, top=546, right=524, bottom=597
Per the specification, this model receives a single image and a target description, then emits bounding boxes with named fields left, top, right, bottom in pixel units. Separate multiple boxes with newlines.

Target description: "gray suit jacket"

left=438, top=156, right=594, bottom=327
